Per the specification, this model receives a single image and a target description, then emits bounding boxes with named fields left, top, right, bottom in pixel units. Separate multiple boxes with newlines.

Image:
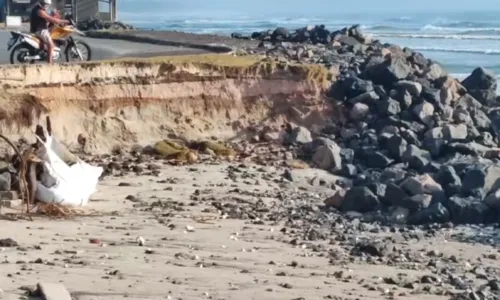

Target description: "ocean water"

left=118, top=8, right=500, bottom=84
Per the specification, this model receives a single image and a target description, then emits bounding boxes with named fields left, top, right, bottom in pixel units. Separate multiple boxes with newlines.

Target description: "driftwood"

left=0, top=134, right=31, bottom=218
left=0, top=116, right=53, bottom=219
left=1, top=116, right=94, bottom=220
left=24, top=148, right=41, bottom=210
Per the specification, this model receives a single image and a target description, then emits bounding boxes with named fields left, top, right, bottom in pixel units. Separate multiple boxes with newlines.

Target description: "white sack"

left=35, top=135, right=103, bottom=207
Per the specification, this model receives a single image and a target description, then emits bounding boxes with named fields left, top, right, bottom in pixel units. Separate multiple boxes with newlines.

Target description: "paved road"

left=0, top=30, right=206, bottom=64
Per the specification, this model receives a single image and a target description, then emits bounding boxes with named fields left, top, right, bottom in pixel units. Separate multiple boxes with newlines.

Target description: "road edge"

left=85, top=30, right=234, bottom=54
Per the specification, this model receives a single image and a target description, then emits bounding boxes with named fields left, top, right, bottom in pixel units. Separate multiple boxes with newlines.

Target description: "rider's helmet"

left=39, top=0, right=51, bottom=9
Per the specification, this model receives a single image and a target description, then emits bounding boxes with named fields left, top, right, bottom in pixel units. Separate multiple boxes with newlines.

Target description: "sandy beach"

left=0, top=157, right=498, bottom=300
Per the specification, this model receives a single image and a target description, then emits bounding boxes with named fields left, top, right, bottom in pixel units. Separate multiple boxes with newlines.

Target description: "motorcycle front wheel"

left=10, top=44, right=36, bottom=65
left=65, top=40, right=92, bottom=62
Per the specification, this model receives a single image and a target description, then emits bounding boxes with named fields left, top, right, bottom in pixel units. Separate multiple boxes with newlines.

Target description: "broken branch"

left=0, top=133, right=31, bottom=218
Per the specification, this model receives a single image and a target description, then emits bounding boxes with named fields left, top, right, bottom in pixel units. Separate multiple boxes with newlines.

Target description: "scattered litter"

left=89, top=238, right=101, bottom=245
left=191, top=215, right=218, bottom=224
left=36, top=282, right=72, bottom=300
left=137, top=236, right=146, bottom=246
left=35, top=203, right=89, bottom=218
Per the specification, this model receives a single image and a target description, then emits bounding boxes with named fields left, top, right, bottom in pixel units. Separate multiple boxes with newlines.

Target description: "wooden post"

left=35, top=125, right=46, bottom=144
left=46, top=116, right=52, bottom=136
left=72, top=0, right=76, bottom=22
left=111, top=0, right=116, bottom=21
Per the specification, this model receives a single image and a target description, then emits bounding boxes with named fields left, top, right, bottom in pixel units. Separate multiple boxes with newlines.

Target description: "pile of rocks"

left=282, top=54, right=500, bottom=225
left=235, top=25, right=381, bottom=75
left=77, top=19, right=134, bottom=31
left=231, top=24, right=368, bottom=45
left=236, top=25, right=500, bottom=226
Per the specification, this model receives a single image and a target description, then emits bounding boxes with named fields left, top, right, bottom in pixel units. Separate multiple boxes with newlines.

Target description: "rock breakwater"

left=229, top=24, right=500, bottom=227
left=231, top=24, right=368, bottom=46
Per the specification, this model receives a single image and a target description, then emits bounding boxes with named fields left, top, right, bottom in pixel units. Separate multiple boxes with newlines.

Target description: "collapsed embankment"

left=0, top=55, right=335, bottom=153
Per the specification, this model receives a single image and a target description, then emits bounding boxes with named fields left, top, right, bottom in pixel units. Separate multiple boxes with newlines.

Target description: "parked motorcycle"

left=7, top=18, right=92, bottom=64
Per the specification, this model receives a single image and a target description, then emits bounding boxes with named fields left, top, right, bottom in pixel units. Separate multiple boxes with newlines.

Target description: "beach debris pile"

left=97, top=137, right=284, bottom=178
left=0, top=117, right=102, bottom=218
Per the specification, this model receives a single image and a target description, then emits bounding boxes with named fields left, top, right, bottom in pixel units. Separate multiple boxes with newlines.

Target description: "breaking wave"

left=372, top=33, right=500, bottom=40
left=412, top=47, right=500, bottom=55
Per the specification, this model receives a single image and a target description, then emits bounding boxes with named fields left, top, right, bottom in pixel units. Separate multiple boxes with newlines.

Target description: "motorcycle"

left=7, top=18, right=92, bottom=64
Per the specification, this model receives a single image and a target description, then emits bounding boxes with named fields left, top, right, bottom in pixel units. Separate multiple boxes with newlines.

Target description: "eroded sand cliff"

left=0, top=55, right=335, bottom=153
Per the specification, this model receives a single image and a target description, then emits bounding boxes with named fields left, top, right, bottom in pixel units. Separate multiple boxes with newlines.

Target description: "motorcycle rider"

left=29, top=0, right=69, bottom=63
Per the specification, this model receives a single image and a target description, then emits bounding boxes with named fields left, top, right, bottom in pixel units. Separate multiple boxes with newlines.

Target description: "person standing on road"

left=29, top=0, right=68, bottom=64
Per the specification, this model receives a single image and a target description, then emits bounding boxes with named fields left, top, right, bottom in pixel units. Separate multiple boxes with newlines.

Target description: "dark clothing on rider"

left=30, top=6, right=48, bottom=33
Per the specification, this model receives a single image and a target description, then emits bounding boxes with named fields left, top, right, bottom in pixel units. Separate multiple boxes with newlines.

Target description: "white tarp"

left=35, top=135, right=103, bottom=207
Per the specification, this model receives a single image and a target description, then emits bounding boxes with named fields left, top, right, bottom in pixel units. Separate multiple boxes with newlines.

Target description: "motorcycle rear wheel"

left=10, top=44, right=36, bottom=65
